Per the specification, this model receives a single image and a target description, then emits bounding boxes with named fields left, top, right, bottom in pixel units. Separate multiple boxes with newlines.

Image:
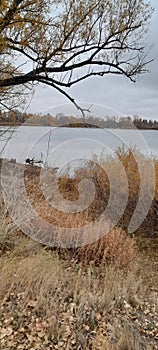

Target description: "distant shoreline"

left=1, top=123, right=158, bottom=130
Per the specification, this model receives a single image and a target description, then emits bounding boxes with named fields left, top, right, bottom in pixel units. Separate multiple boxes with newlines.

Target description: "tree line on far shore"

left=0, top=110, right=158, bottom=130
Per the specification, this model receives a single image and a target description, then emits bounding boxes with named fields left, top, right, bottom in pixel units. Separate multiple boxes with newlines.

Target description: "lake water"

left=0, top=126, right=158, bottom=171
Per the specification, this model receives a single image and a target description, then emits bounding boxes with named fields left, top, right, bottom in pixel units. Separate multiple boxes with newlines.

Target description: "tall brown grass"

left=21, top=148, right=157, bottom=265
left=0, top=151, right=157, bottom=350
left=1, top=148, right=157, bottom=264
left=23, top=147, right=158, bottom=235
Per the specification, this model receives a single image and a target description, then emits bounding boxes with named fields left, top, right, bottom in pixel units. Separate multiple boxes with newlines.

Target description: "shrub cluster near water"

left=0, top=150, right=157, bottom=349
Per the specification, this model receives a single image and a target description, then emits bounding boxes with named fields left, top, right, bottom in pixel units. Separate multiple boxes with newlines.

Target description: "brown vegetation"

left=0, top=150, right=158, bottom=349
left=22, top=148, right=158, bottom=238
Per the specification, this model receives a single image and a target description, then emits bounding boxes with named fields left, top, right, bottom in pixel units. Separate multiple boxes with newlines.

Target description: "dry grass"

left=92, top=321, right=154, bottom=350
left=0, top=232, right=139, bottom=310
left=0, top=151, right=158, bottom=349
left=0, top=234, right=157, bottom=349
left=0, top=237, right=144, bottom=347
left=21, top=148, right=158, bottom=238
left=16, top=148, right=157, bottom=267
left=73, top=227, right=135, bottom=267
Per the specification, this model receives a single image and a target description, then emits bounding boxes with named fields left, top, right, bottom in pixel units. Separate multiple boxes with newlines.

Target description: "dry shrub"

left=26, top=148, right=158, bottom=236
left=92, top=320, right=153, bottom=350
left=71, top=228, right=136, bottom=268
left=0, top=155, right=157, bottom=349
left=0, top=149, right=157, bottom=262
left=21, top=148, right=158, bottom=238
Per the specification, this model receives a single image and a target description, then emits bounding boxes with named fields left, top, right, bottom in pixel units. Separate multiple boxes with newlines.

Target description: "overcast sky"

left=28, top=0, right=158, bottom=120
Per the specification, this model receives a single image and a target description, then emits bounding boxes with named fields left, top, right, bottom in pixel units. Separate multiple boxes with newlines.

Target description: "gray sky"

left=28, top=0, right=158, bottom=120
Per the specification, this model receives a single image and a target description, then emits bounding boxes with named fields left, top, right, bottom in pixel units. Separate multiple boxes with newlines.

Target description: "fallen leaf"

left=0, top=327, right=13, bottom=339
left=27, top=300, right=37, bottom=308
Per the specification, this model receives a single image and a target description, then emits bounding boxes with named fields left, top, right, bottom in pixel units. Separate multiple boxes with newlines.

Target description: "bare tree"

left=0, top=0, right=153, bottom=113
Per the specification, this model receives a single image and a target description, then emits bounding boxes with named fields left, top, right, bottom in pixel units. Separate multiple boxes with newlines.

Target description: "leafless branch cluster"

left=0, top=0, right=153, bottom=113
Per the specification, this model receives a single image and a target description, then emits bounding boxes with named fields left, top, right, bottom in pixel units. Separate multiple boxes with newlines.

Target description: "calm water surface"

left=0, top=126, right=158, bottom=170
